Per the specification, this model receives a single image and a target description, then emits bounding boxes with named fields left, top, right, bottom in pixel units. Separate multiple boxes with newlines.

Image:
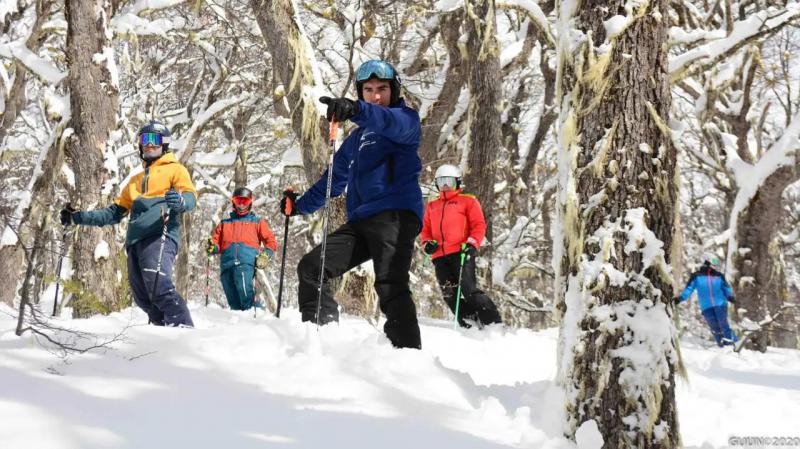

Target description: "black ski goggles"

left=139, top=132, right=163, bottom=146
left=356, top=60, right=396, bottom=82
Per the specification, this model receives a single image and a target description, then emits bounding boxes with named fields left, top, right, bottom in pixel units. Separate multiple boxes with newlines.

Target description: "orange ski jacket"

left=211, top=211, right=278, bottom=272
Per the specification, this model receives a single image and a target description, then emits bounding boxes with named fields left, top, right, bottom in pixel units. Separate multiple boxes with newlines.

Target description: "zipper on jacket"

left=141, top=166, right=150, bottom=196
left=706, top=269, right=716, bottom=306
left=438, top=199, right=447, bottom=258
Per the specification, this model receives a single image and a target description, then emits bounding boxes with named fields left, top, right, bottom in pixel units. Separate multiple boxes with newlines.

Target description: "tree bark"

left=555, top=0, right=680, bottom=446
left=732, top=163, right=799, bottom=349
left=418, top=12, right=466, bottom=174
left=63, top=0, right=124, bottom=316
left=250, top=0, right=329, bottom=181
left=462, top=0, right=502, bottom=288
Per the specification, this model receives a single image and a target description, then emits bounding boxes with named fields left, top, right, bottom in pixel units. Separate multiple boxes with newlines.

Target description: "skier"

left=280, top=59, right=423, bottom=349
left=675, top=254, right=738, bottom=346
left=420, top=164, right=502, bottom=328
left=206, top=187, right=277, bottom=311
left=59, top=121, right=196, bottom=326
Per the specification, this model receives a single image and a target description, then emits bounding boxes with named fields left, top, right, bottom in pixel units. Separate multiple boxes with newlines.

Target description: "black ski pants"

left=433, top=251, right=502, bottom=328
left=297, top=210, right=422, bottom=349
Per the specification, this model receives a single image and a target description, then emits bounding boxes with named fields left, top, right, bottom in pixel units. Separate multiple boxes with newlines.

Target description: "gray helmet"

left=137, top=120, right=172, bottom=160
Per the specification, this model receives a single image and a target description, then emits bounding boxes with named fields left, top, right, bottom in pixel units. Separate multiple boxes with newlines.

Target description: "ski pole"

left=205, top=254, right=211, bottom=307
left=315, top=119, right=337, bottom=327
left=453, top=243, right=467, bottom=330
left=52, top=224, right=70, bottom=317
left=147, top=206, right=171, bottom=322
left=275, top=191, right=292, bottom=318
left=250, top=269, right=257, bottom=318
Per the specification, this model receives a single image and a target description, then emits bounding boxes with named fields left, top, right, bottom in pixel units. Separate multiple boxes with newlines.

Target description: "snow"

left=574, top=419, right=603, bottom=449
left=0, top=0, right=18, bottom=24
left=669, top=3, right=800, bottom=78
left=0, top=41, right=67, bottom=85
left=2, top=304, right=798, bottom=448
left=94, top=240, right=111, bottom=261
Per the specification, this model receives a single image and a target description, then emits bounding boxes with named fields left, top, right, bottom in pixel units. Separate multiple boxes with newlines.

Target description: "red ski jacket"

left=420, top=189, right=486, bottom=260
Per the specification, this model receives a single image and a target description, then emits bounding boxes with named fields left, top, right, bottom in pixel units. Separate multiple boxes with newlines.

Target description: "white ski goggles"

left=436, top=176, right=458, bottom=190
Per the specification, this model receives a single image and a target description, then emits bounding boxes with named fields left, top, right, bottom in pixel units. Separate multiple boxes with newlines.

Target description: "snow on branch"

left=669, top=3, right=800, bottom=81
left=725, top=111, right=800, bottom=275
left=727, top=111, right=800, bottom=210
left=173, top=93, right=253, bottom=163
left=497, top=0, right=556, bottom=47
left=111, top=0, right=187, bottom=37
left=0, top=41, right=67, bottom=85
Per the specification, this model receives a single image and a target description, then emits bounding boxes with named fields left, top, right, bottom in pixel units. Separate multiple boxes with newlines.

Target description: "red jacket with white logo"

left=420, top=189, right=486, bottom=260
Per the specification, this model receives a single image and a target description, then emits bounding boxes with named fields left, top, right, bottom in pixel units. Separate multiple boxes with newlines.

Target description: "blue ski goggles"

left=356, top=60, right=396, bottom=82
left=139, top=132, right=163, bottom=146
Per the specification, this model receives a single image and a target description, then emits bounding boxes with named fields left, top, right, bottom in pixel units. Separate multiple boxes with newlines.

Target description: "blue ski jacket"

left=295, top=99, right=424, bottom=225
left=679, top=267, right=734, bottom=311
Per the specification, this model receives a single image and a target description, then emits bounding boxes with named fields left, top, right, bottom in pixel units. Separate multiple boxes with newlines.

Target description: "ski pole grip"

left=329, top=120, right=338, bottom=142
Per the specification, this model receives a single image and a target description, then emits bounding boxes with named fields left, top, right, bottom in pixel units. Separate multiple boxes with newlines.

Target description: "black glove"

left=464, top=243, right=478, bottom=258
left=165, top=189, right=185, bottom=213
left=280, top=189, right=299, bottom=217
left=728, top=296, right=736, bottom=304
left=206, top=237, right=216, bottom=255
left=319, top=96, right=359, bottom=122
left=423, top=240, right=438, bottom=255
left=60, top=204, right=79, bottom=226
left=673, top=296, right=681, bottom=305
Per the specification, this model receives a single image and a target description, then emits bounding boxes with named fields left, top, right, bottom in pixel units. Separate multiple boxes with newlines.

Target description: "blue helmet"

left=355, top=60, right=401, bottom=106
left=137, top=120, right=172, bottom=160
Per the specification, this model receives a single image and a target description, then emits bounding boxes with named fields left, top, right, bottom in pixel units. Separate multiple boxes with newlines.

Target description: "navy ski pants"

left=701, top=305, right=737, bottom=346
left=220, top=264, right=256, bottom=310
left=127, top=234, right=194, bottom=327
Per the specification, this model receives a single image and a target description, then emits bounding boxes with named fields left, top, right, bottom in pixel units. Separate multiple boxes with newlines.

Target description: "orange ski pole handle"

left=282, top=186, right=295, bottom=216
left=329, top=119, right=338, bottom=143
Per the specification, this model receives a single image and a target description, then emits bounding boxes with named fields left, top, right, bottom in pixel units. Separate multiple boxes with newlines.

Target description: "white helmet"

left=435, top=164, right=462, bottom=178
left=702, top=252, right=722, bottom=269
left=434, top=164, right=462, bottom=191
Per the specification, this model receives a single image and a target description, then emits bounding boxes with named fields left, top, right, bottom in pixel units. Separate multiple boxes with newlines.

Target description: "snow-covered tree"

left=554, top=0, right=681, bottom=446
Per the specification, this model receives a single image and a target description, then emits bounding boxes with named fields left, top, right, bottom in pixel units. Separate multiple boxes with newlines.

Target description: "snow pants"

left=297, top=210, right=422, bottom=349
left=220, top=264, right=256, bottom=311
left=701, top=304, right=737, bottom=346
left=433, top=252, right=502, bottom=328
left=127, top=234, right=194, bottom=327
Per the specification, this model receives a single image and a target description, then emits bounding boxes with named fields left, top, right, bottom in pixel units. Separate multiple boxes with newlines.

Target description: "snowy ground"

left=1, top=303, right=798, bottom=449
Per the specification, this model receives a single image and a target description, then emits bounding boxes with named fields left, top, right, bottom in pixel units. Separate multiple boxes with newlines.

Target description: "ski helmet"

left=355, top=60, right=402, bottom=106
left=137, top=120, right=172, bottom=161
left=231, top=186, right=254, bottom=216
left=434, top=164, right=462, bottom=191
left=702, top=253, right=721, bottom=270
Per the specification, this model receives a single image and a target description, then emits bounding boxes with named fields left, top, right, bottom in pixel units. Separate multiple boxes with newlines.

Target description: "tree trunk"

left=731, top=163, right=799, bottom=349
left=63, top=0, right=124, bottom=317
left=555, top=0, right=680, bottom=446
left=462, top=0, right=502, bottom=288
left=418, top=12, right=466, bottom=174
left=250, top=0, right=329, bottom=180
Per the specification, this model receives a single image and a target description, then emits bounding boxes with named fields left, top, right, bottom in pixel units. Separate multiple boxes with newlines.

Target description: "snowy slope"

left=1, top=303, right=798, bottom=449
